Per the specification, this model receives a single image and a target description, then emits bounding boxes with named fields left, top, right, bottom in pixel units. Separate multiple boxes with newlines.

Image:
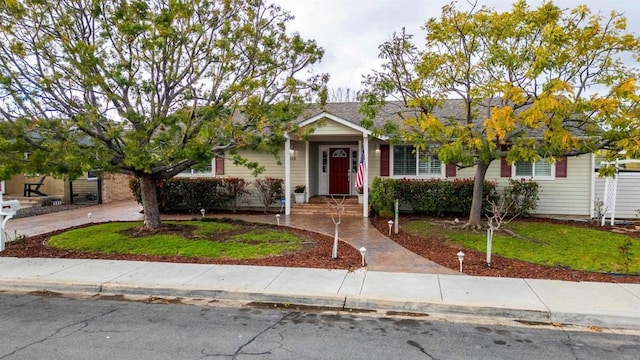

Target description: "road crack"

left=0, top=308, right=118, bottom=359
left=407, top=340, right=439, bottom=359
left=200, top=311, right=299, bottom=359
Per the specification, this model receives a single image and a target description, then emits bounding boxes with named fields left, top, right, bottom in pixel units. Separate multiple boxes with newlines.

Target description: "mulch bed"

left=0, top=221, right=362, bottom=271
left=370, top=216, right=640, bottom=284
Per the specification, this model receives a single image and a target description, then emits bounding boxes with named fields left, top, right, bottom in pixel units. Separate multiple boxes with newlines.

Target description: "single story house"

left=179, top=101, right=638, bottom=219
left=5, top=101, right=635, bottom=219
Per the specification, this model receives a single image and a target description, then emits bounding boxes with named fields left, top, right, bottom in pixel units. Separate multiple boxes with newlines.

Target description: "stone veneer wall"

left=101, top=173, right=135, bottom=204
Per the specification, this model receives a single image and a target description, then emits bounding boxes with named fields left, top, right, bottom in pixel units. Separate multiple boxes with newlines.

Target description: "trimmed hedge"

left=130, top=177, right=250, bottom=213
left=370, top=177, right=498, bottom=217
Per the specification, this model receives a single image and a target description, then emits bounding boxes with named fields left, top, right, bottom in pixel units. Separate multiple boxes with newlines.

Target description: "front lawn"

left=48, top=221, right=305, bottom=259
left=402, top=220, right=640, bottom=274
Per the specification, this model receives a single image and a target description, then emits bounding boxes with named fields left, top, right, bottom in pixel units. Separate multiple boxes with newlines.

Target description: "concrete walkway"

left=2, top=201, right=640, bottom=330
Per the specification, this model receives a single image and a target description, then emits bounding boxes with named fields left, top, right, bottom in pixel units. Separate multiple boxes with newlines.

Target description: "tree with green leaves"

left=361, top=0, right=640, bottom=229
left=0, top=0, right=326, bottom=228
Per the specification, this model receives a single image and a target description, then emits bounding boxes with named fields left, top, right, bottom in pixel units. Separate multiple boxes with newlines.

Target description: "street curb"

left=0, top=279, right=102, bottom=294
left=99, top=283, right=349, bottom=309
left=344, top=296, right=552, bottom=323
left=8, top=280, right=640, bottom=331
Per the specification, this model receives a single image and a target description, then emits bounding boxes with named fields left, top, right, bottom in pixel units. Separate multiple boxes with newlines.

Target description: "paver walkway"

left=5, top=200, right=457, bottom=274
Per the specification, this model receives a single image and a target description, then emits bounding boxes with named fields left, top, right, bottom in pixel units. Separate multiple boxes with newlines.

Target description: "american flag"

left=355, top=148, right=365, bottom=189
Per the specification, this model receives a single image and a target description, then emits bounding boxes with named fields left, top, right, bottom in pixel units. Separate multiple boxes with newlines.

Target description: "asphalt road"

left=1, top=293, right=639, bottom=359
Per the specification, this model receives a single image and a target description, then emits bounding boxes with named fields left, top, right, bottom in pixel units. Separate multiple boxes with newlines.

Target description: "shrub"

left=130, top=177, right=249, bottom=213
left=500, top=179, right=539, bottom=217
left=370, top=177, right=396, bottom=215
left=254, top=177, right=284, bottom=214
left=219, top=178, right=251, bottom=213
left=369, top=177, right=497, bottom=217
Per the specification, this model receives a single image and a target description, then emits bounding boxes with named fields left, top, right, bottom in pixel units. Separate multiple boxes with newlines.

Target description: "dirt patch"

left=370, top=216, right=640, bottom=284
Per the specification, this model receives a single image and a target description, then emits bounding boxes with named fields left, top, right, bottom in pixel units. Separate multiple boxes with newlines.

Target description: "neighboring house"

left=177, top=101, right=623, bottom=219
left=2, top=172, right=134, bottom=205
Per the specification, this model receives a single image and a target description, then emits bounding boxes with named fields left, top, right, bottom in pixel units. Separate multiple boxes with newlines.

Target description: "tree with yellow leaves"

left=361, top=0, right=640, bottom=229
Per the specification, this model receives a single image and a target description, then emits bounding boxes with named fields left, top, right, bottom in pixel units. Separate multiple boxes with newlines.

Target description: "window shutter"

left=380, top=144, right=390, bottom=176
left=500, top=158, right=512, bottom=177
left=214, top=156, right=224, bottom=176
left=556, top=156, right=567, bottom=178
left=445, top=163, right=456, bottom=177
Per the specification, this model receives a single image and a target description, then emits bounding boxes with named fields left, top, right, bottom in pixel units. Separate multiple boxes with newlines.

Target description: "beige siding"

left=530, top=155, right=592, bottom=216
left=308, top=121, right=361, bottom=136
left=594, top=172, right=640, bottom=219
left=453, top=155, right=593, bottom=216
left=223, top=147, right=306, bottom=208
left=367, top=140, right=383, bottom=181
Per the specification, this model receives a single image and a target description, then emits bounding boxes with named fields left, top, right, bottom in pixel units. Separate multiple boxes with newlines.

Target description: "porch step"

left=292, top=196, right=364, bottom=216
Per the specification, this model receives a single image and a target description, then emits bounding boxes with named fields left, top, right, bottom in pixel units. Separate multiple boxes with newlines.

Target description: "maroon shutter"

left=380, top=145, right=390, bottom=176
left=556, top=156, right=567, bottom=178
left=445, top=163, right=456, bottom=177
left=214, top=156, right=224, bottom=176
left=500, top=158, right=511, bottom=177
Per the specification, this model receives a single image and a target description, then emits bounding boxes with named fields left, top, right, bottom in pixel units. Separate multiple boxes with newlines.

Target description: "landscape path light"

left=200, top=208, right=205, bottom=218
left=387, top=220, right=393, bottom=236
left=275, top=214, right=281, bottom=226
left=457, top=251, right=465, bottom=273
left=359, top=247, right=367, bottom=266
left=87, top=213, right=92, bottom=221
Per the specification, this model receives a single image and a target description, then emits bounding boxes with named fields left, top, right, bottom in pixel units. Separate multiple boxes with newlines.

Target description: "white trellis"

left=600, top=159, right=640, bottom=226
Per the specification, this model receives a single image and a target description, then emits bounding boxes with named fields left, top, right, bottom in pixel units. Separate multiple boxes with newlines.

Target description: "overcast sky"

left=272, top=0, right=640, bottom=93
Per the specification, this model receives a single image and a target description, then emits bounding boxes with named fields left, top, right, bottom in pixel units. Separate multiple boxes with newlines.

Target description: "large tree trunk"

left=465, top=160, right=492, bottom=230
left=138, top=175, right=162, bottom=229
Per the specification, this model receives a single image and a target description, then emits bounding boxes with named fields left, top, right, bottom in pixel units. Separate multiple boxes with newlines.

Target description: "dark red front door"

left=329, top=148, right=350, bottom=194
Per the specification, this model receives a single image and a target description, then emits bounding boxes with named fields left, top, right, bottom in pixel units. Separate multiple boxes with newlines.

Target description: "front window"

left=393, top=145, right=442, bottom=177
left=179, top=163, right=213, bottom=177
left=514, top=161, right=553, bottom=179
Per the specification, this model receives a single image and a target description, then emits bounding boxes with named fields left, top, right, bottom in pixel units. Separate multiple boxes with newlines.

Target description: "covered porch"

left=282, top=113, right=383, bottom=217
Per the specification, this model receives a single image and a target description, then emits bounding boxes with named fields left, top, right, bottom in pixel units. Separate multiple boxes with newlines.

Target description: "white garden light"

left=359, top=247, right=367, bottom=266
left=457, top=251, right=465, bottom=273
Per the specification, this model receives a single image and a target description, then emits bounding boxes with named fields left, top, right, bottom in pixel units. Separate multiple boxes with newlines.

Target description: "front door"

left=329, top=148, right=350, bottom=194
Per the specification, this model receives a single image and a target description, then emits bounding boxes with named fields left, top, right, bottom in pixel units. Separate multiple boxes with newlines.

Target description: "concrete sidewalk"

left=2, top=201, right=640, bottom=330
left=1, top=257, right=639, bottom=330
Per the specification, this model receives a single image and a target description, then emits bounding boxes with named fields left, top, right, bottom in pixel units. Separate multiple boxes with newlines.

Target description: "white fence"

left=594, top=171, right=640, bottom=219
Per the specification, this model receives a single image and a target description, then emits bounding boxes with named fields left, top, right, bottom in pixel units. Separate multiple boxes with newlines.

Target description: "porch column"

left=285, top=134, right=291, bottom=215
left=363, top=135, right=369, bottom=218
left=305, top=140, right=310, bottom=202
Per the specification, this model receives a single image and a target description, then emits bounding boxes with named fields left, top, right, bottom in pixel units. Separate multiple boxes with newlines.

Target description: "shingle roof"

left=298, top=100, right=589, bottom=138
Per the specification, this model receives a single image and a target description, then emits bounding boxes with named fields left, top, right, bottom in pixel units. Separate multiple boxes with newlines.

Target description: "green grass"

left=402, top=220, right=640, bottom=274
left=48, top=221, right=304, bottom=259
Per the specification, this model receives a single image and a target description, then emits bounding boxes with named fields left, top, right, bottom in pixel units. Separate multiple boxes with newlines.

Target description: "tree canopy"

left=360, top=0, right=640, bottom=228
left=0, top=0, right=326, bottom=227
